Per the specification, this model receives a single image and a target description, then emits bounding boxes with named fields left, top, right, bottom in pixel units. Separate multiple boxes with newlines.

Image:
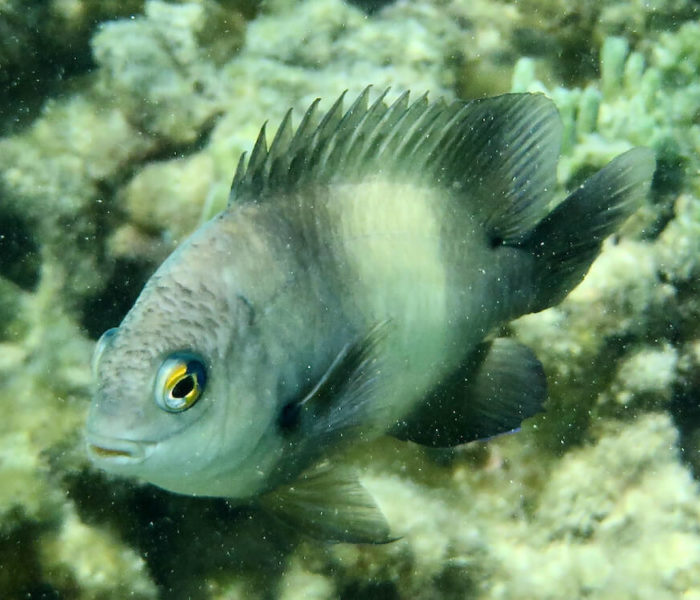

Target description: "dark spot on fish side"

left=279, top=401, right=301, bottom=431
left=489, top=233, right=504, bottom=249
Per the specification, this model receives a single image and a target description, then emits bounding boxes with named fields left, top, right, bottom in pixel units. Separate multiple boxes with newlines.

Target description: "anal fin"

left=391, top=338, right=546, bottom=447
left=259, top=461, right=394, bottom=544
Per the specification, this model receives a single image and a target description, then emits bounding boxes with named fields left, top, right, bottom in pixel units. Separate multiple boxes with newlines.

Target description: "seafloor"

left=1, top=0, right=699, bottom=598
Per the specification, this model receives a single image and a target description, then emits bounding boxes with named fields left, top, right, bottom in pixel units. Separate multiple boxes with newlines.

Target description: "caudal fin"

left=519, top=147, right=656, bottom=312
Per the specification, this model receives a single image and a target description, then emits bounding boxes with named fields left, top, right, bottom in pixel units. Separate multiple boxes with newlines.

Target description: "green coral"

left=512, top=21, right=700, bottom=198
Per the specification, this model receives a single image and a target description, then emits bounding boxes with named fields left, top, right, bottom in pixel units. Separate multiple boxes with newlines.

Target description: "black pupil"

left=172, top=374, right=195, bottom=399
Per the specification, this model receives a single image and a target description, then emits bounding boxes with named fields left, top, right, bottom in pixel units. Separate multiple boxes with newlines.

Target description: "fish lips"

left=85, top=433, right=154, bottom=469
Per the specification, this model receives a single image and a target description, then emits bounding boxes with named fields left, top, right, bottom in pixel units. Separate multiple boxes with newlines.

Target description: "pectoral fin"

left=392, top=338, right=546, bottom=447
left=259, top=461, right=394, bottom=544
left=279, top=321, right=390, bottom=442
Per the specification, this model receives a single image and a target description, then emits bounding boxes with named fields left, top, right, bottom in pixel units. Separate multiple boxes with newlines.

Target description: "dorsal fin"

left=228, top=87, right=563, bottom=242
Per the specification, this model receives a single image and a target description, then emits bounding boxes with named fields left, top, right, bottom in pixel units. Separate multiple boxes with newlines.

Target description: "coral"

left=262, top=414, right=700, bottom=599
left=511, top=22, right=700, bottom=201
left=1, top=0, right=700, bottom=597
left=39, top=504, right=158, bottom=600
left=486, top=413, right=700, bottom=600
left=121, top=153, right=216, bottom=243
left=92, top=0, right=245, bottom=145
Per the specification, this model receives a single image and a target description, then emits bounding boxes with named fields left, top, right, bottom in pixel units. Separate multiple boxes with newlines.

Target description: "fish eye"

left=155, top=352, right=207, bottom=413
left=92, top=327, right=118, bottom=375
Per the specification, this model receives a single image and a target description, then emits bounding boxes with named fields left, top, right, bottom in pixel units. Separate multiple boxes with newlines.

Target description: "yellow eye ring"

left=155, top=353, right=207, bottom=412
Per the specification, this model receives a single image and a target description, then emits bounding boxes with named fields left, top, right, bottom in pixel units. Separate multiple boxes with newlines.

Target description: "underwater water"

left=1, top=0, right=700, bottom=598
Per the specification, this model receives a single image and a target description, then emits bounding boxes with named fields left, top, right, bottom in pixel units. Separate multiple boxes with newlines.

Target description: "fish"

left=86, top=87, right=655, bottom=543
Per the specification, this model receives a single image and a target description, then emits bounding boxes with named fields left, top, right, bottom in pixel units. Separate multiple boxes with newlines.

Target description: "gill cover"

left=92, top=327, right=118, bottom=375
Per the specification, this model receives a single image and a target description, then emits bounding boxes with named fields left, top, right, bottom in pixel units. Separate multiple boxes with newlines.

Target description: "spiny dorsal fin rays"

left=288, top=98, right=321, bottom=158
left=229, top=87, right=406, bottom=204
left=268, top=108, right=294, bottom=156
left=396, top=101, right=466, bottom=182
left=247, top=122, right=269, bottom=189
left=227, top=87, right=564, bottom=243
left=323, top=88, right=391, bottom=180
left=305, top=91, right=348, bottom=174
left=288, top=95, right=343, bottom=189
left=265, top=108, right=294, bottom=188
left=314, top=87, right=372, bottom=180
left=350, top=90, right=410, bottom=173
left=375, top=93, right=433, bottom=173
left=231, top=151, right=247, bottom=192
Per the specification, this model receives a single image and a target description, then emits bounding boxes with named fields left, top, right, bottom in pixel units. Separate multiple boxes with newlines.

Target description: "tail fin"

left=518, top=148, right=655, bottom=312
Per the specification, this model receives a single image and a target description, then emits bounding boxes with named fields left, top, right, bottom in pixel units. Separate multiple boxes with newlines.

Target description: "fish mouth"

left=86, top=434, right=152, bottom=466
left=90, top=445, right=133, bottom=458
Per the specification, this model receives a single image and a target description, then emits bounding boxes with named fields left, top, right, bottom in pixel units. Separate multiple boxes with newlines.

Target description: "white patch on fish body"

left=324, top=178, right=481, bottom=423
